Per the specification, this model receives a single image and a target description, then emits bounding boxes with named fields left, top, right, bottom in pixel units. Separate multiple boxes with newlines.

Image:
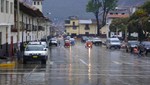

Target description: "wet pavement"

left=1, top=39, right=150, bottom=85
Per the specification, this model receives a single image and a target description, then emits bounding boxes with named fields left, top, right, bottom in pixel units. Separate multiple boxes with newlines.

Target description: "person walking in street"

left=58, top=40, right=61, bottom=46
left=138, top=44, right=146, bottom=57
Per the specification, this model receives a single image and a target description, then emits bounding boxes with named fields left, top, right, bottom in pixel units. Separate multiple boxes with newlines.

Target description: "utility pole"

left=37, top=19, right=39, bottom=41
left=17, top=0, right=20, bottom=52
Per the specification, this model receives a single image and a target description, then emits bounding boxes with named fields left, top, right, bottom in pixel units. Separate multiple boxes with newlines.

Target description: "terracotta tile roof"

left=107, top=14, right=129, bottom=18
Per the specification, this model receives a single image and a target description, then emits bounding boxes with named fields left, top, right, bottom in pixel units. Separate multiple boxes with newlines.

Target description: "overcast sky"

left=42, top=0, right=147, bottom=23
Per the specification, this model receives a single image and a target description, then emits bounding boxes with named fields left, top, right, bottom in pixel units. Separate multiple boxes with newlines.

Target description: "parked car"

left=106, top=38, right=121, bottom=49
left=91, top=37, right=102, bottom=45
left=49, top=38, right=58, bottom=46
left=141, top=41, right=150, bottom=55
left=125, top=40, right=140, bottom=53
left=23, top=44, right=48, bottom=64
left=81, top=36, right=89, bottom=42
left=41, top=41, right=48, bottom=48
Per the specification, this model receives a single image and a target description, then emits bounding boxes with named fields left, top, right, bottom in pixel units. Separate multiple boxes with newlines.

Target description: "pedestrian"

left=133, top=46, right=139, bottom=54
left=138, top=44, right=146, bottom=57
left=58, top=40, right=61, bottom=46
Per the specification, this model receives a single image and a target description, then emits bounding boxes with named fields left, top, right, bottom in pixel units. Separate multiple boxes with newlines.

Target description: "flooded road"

left=1, top=40, right=150, bottom=85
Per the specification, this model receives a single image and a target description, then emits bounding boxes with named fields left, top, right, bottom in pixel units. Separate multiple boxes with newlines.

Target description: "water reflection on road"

left=1, top=40, right=150, bottom=85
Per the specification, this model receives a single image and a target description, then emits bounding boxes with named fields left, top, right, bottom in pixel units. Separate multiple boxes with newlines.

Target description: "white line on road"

left=112, top=61, right=122, bottom=64
left=80, top=59, right=88, bottom=66
left=112, top=61, right=134, bottom=65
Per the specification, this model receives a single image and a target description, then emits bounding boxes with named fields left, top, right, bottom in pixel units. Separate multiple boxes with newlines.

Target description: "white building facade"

left=0, top=0, right=51, bottom=57
left=0, top=0, right=14, bottom=56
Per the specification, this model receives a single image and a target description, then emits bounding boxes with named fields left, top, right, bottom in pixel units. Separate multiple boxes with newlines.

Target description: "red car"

left=64, top=40, right=71, bottom=47
left=85, top=40, right=93, bottom=48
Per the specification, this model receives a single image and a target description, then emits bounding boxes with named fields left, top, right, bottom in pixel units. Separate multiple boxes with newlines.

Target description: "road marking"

left=80, top=59, right=88, bottom=66
left=112, top=61, right=122, bottom=64
left=112, top=61, right=134, bottom=65
left=23, top=65, right=39, bottom=83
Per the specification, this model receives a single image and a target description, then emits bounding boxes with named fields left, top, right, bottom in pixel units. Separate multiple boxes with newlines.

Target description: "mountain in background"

left=21, top=0, right=148, bottom=22
left=42, top=0, right=148, bottom=22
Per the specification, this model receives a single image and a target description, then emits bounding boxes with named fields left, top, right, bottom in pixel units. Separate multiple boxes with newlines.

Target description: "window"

left=6, top=1, right=9, bottom=13
left=72, top=22, right=77, bottom=30
left=1, top=0, right=4, bottom=12
left=85, top=32, right=89, bottom=35
left=10, top=2, right=13, bottom=14
left=73, top=22, right=75, bottom=25
left=34, top=1, right=36, bottom=5
left=37, top=2, right=40, bottom=5
left=85, top=24, right=90, bottom=30
left=122, top=13, right=125, bottom=15
left=65, top=20, right=70, bottom=24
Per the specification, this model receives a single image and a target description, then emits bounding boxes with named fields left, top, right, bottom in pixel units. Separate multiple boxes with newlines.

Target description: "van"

left=106, top=38, right=121, bottom=49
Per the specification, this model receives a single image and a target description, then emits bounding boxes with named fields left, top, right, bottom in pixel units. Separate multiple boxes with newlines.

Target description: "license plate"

left=33, top=56, right=38, bottom=58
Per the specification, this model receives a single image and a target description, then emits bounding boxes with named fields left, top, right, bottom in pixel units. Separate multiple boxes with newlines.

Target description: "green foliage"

left=86, top=0, right=102, bottom=35
left=101, top=0, right=118, bottom=26
left=141, top=1, right=150, bottom=14
left=109, top=18, right=129, bottom=32
left=128, top=1, right=150, bottom=41
left=130, top=9, right=148, bottom=20
left=86, top=0, right=101, bottom=13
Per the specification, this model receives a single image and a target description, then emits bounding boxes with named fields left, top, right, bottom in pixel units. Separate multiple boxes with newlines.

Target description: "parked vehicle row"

left=81, top=36, right=102, bottom=46
left=105, top=38, right=121, bottom=49
left=125, top=40, right=140, bottom=53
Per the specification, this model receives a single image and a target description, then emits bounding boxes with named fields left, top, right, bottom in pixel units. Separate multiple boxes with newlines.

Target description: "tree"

left=86, top=0, right=102, bottom=36
left=101, top=0, right=118, bottom=26
left=109, top=18, right=129, bottom=39
left=141, top=1, right=150, bottom=14
left=129, top=8, right=148, bottom=41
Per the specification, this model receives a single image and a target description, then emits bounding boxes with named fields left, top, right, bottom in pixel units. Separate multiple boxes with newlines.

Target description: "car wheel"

left=41, top=60, right=46, bottom=64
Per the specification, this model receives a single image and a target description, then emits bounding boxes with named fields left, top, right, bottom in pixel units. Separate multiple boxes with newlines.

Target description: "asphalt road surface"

left=0, top=39, right=150, bottom=85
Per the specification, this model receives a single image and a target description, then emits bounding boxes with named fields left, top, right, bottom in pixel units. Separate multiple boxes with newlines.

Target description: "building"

left=102, top=7, right=134, bottom=38
left=65, top=16, right=97, bottom=38
left=32, top=0, right=43, bottom=12
left=0, top=0, right=51, bottom=57
left=0, top=0, right=14, bottom=57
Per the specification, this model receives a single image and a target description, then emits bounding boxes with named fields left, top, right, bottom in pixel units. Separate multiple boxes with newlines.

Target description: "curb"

left=0, top=61, right=16, bottom=68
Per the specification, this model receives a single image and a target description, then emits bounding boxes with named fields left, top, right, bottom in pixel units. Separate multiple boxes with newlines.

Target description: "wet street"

left=1, top=40, right=150, bottom=85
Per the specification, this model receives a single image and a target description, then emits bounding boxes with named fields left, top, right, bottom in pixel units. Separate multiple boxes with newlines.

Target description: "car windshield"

left=25, top=45, right=44, bottom=51
left=129, top=41, right=139, bottom=45
left=111, top=40, right=120, bottom=42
